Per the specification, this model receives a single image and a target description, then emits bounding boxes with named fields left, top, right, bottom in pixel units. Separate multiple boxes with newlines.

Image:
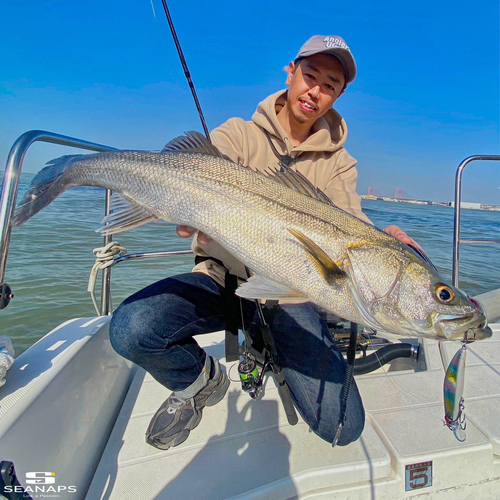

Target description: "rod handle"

left=274, top=370, right=298, bottom=425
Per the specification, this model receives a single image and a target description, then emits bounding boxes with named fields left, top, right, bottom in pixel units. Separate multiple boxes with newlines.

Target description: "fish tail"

left=12, top=154, right=86, bottom=227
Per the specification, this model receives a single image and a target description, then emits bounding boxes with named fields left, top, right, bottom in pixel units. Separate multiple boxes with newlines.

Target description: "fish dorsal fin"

left=235, top=275, right=307, bottom=301
left=96, top=193, right=160, bottom=235
left=313, top=185, right=337, bottom=206
left=161, top=131, right=233, bottom=161
left=288, top=228, right=346, bottom=283
left=264, top=162, right=337, bottom=206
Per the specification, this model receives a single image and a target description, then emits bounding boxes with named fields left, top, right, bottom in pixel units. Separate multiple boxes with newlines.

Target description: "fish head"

left=430, top=292, right=491, bottom=341
left=345, top=242, right=491, bottom=341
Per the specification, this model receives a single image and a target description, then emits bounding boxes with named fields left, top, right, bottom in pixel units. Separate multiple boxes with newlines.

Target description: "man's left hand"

left=383, top=225, right=424, bottom=252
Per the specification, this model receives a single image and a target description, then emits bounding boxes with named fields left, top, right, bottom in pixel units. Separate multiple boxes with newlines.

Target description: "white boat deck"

left=86, top=324, right=500, bottom=500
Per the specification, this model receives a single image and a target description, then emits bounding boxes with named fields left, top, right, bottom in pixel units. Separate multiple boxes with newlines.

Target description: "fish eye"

left=434, top=284, right=454, bottom=303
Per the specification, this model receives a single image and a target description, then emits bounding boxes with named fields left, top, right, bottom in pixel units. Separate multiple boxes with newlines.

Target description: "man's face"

left=285, top=53, right=346, bottom=126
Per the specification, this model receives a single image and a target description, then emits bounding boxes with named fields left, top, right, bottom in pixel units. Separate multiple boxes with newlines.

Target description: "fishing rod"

left=159, top=0, right=210, bottom=140
left=159, top=0, right=299, bottom=427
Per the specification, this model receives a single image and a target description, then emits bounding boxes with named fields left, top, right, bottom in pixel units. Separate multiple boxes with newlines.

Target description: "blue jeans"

left=109, top=272, right=365, bottom=445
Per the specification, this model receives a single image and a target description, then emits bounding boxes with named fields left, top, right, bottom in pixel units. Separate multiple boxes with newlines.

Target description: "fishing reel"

left=237, top=345, right=280, bottom=400
left=235, top=295, right=298, bottom=426
left=237, top=353, right=262, bottom=399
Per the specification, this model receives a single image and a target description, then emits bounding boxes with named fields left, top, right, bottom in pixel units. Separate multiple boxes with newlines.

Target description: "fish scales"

left=57, top=151, right=369, bottom=316
left=12, top=132, right=491, bottom=342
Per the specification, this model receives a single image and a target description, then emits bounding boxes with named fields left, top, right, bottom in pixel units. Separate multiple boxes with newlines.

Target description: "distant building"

left=448, top=201, right=483, bottom=210
left=362, top=196, right=499, bottom=211
left=481, top=204, right=500, bottom=212
left=405, top=199, right=431, bottom=205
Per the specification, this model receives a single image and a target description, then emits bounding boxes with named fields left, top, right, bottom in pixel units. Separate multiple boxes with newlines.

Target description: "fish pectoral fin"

left=96, top=193, right=160, bottom=235
left=287, top=228, right=346, bottom=284
left=235, top=275, right=307, bottom=301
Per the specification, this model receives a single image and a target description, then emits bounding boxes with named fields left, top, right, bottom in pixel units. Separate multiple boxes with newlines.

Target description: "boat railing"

left=0, top=130, right=194, bottom=316
left=452, top=155, right=500, bottom=288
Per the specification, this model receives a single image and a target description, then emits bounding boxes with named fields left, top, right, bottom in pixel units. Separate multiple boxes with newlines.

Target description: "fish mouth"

left=434, top=311, right=492, bottom=341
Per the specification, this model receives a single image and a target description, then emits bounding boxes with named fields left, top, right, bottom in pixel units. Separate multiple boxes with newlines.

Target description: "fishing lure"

left=443, top=342, right=467, bottom=441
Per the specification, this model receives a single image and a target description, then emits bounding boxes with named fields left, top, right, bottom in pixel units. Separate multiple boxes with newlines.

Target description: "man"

left=109, top=35, right=420, bottom=450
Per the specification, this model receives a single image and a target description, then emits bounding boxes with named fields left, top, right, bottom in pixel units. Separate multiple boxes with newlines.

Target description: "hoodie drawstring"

left=263, top=130, right=297, bottom=168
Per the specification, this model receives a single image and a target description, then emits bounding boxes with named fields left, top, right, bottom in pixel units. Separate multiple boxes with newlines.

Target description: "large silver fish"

left=13, top=132, right=491, bottom=342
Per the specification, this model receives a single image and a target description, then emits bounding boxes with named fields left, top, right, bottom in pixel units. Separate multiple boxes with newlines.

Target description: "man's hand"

left=383, top=225, right=424, bottom=252
left=176, top=225, right=213, bottom=246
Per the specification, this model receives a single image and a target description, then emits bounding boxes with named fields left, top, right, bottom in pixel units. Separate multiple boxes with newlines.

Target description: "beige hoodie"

left=191, top=89, right=371, bottom=286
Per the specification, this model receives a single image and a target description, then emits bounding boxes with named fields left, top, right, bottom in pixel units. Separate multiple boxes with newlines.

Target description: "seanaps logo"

left=2, top=472, right=77, bottom=497
left=26, top=472, right=56, bottom=484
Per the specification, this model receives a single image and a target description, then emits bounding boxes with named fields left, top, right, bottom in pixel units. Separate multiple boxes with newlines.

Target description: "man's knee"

left=109, top=301, right=148, bottom=361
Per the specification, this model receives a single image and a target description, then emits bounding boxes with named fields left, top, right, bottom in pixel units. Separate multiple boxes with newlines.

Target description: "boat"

left=0, top=131, right=499, bottom=500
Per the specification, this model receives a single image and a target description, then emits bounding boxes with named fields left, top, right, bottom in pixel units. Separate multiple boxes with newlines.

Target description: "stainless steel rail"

left=101, top=189, right=114, bottom=314
left=113, top=250, right=193, bottom=265
left=1, top=130, right=195, bottom=315
left=452, top=155, right=500, bottom=288
left=0, top=130, right=119, bottom=310
left=459, top=239, right=499, bottom=245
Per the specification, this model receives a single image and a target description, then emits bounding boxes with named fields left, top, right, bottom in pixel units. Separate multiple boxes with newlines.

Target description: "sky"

left=1, top=0, right=499, bottom=204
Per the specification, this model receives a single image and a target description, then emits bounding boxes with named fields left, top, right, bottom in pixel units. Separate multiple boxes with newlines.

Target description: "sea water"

left=1, top=173, right=499, bottom=355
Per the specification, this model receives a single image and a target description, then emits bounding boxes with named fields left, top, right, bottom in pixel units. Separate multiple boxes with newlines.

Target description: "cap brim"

left=297, top=48, right=356, bottom=84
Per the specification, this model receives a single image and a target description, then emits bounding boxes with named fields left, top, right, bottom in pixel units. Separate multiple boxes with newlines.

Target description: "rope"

left=88, top=241, right=126, bottom=315
left=0, top=336, right=14, bottom=387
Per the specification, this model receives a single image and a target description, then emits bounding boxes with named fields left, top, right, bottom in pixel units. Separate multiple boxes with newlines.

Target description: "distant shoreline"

left=361, top=195, right=500, bottom=212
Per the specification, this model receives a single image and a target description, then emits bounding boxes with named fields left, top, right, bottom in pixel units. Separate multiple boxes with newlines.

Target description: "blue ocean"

left=2, top=173, right=499, bottom=355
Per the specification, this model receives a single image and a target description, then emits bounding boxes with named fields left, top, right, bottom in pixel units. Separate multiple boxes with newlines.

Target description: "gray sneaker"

left=145, top=358, right=230, bottom=450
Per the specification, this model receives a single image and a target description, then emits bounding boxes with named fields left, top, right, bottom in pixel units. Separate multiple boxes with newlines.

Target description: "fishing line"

left=361, top=334, right=429, bottom=405
left=361, top=334, right=449, bottom=430
left=147, top=0, right=178, bottom=80
left=149, top=0, right=157, bottom=18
